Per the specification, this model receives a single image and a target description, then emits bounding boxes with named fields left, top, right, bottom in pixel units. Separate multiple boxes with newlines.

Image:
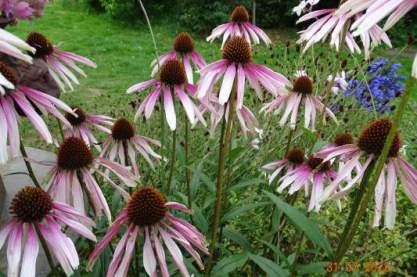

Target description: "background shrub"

left=86, top=0, right=417, bottom=45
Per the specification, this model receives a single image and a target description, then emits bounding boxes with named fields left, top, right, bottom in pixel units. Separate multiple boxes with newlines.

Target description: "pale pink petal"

left=20, top=225, right=39, bottom=277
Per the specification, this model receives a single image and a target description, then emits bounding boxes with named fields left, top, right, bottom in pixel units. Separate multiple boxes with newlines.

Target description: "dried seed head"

left=26, top=32, right=54, bottom=58
left=159, top=59, right=187, bottom=85
left=307, top=156, right=331, bottom=172
left=174, top=32, right=194, bottom=54
left=112, top=118, right=135, bottom=140
left=65, top=106, right=86, bottom=126
left=357, top=118, right=401, bottom=157
left=0, top=61, right=19, bottom=86
left=57, top=137, right=94, bottom=170
left=334, top=133, right=354, bottom=146
left=223, top=36, right=252, bottom=64
left=293, top=76, right=313, bottom=95
left=285, top=148, right=305, bottom=165
left=10, top=187, right=52, bottom=223
left=127, top=187, right=167, bottom=227
left=230, top=5, right=249, bottom=23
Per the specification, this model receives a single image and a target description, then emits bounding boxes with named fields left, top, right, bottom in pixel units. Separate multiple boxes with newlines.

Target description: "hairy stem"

left=34, top=224, right=56, bottom=275
left=137, top=0, right=160, bottom=63
left=20, top=141, right=41, bottom=188
left=0, top=174, right=6, bottom=215
left=206, top=84, right=237, bottom=274
left=184, top=113, right=192, bottom=216
left=167, top=129, right=177, bottom=193
left=333, top=77, right=415, bottom=267
left=56, top=118, right=65, bottom=141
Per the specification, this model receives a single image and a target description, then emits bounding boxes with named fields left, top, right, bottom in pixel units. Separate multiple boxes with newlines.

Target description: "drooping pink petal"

left=127, top=79, right=159, bottom=94
left=384, top=160, right=397, bottom=229
left=152, top=228, right=169, bottom=277
left=114, top=226, right=139, bottom=277
left=20, top=225, right=39, bottom=277
left=143, top=227, right=157, bottom=276
left=87, top=210, right=128, bottom=271
left=219, top=64, right=237, bottom=105
left=163, top=85, right=176, bottom=131
left=7, top=221, right=23, bottom=277
left=159, top=228, right=190, bottom=277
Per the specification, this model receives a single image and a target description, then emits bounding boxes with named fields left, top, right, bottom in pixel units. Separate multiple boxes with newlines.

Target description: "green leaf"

left=295, top=262, right=327, bottom=274
left=301, top=127, right=317, bottom=142
left=212, top=253, right=249, bottom=276
left=200, top=172, right=216, bottom=193
left=193, top=207, right=209, bottom=234
left=258, top=239, right=290, bottom=267
left=223, top=227, right=252, bottom=251
left=229, top=146, right=245, bottom=161
left=311, top=140, right=329, bottom=152
left=190, top=161, right=204, bottom=196
left=222, top=202, right=270, bottom=222
left=228, top=178, right=264, bottom=191
left=248, top=253, right=288, bottom=277
left=264, top=191, right=334, bottom=258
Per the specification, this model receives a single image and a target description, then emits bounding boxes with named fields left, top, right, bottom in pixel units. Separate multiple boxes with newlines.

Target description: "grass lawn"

left=4, top=0, right=417, bottom=275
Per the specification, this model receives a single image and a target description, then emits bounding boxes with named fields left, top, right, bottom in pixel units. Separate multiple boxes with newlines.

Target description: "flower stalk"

left=206, top=82, right=237, bottom=274
left=333, top=77, right=416, bottom=266
left=34, top=224, right=56, bottom=274
left=184, top=112, right=192, bottom=214
left=167, top=129, right=177, bottom=193
left=0, top=174, right=5, bottom=214
left=20, top=140, right=41, bottom=188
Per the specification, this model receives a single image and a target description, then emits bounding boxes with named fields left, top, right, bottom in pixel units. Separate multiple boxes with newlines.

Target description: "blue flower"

left=342, top=58, right=405, bottom=114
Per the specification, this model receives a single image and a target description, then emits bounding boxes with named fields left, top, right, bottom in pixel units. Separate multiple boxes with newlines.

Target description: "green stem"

left=20, top=141, right=41, bottom=188
left=167, top=129, right=177, bottom=193
left=34, top=224, right=56, bottom=275
left=77, top=171, right=95, bottom=216
left=56, top=118, right=64, bottom=141
left=159, top=98, right=166, bottom=189
left=184, top=114, right=192, bottom=215
left=263, top=128, right=296, bottom=258
left=333, top=78, right=416, bottom=266
left=218, top=126, right=235, bottom=245
left=137, top=0, right=160, bottom=62
left=290, top=232, right=306, bottom=276
left=206, top=85, right=237, bottom=275
left=0, top=174, right=6, bottom=215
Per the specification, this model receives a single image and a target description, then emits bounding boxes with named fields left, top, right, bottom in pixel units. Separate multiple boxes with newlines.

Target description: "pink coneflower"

left=0, top=61, right=74, bottom=164
left=0, top=186, right=96, bottom=276
left=206, top=5, right=272, bottom=48
left=197, top=36, right=289, bottom=108
left=318, top=118, right=417, bottom=228
left=87, top=187, right=209, bottom=277
left=11, top=1, right=34, bottom=19
left=63, top=106, right=113, bottom=151
left=45, top=137, right=137, bottom=221
left=151, top=32, right=206, bottom=84
left=296, top=7, right=392, bottom=58
left=277, top=154, right=337, bottom=212
left=100, top=118, right=161, bottom=176
left=339, top=0, right=417, bottom=77
left=261, top=73, right=337, bottom=130
left=200, top=92, right=259, bottom=136
left=262, top=148, right=306, bottom=184
left=1, top=0, right=47, bottom=20
left=25, top=32, right=97, bottom=91
left=0, top=28, right=34, bottom=63
left=127, top=59, right=205, bottom=131
left=339, top=0, right=417, bottom=35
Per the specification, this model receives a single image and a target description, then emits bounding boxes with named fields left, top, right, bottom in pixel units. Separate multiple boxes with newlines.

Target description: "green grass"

left=5, top=1, right=417, bottom=275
